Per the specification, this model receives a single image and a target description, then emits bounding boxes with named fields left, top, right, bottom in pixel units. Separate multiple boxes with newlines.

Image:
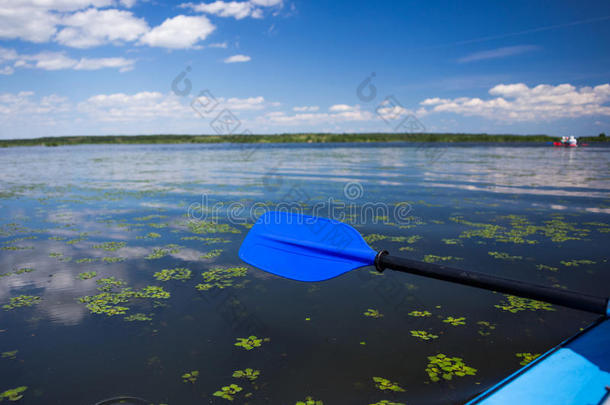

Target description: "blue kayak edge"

left=467, top=317, right=610, bottom=404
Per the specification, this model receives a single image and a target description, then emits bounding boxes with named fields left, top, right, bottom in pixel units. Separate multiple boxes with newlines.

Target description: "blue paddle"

left=239, top=211, right=609, bottom=316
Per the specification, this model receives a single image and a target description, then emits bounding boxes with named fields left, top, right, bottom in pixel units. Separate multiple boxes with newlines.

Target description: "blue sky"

left=1, top=0, right=609, bottom=138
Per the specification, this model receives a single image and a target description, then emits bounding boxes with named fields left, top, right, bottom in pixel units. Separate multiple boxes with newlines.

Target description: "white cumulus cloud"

left=224, top=54, right=251, bottom=63
left=420, top=83, right=610, bottom=121
left=181, top=0, right=282, bottom=19
left=293, top=105, right=319, bottom=112
left=139, top=15, right=215, bottom=49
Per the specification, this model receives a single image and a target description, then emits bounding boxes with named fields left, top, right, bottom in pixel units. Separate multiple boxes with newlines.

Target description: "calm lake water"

left=0, top=142, right=609, bottom=404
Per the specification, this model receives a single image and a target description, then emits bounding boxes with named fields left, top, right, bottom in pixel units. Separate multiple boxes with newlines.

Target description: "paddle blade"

left=239, top=211, right=377, bottom=281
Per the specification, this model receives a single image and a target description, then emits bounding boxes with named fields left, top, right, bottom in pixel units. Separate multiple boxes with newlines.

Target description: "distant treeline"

left=0, top=133, right=607, bottom=147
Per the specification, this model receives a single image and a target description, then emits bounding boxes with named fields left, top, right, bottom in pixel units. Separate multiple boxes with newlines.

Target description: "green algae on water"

left=560, top=259, right=596, bottom=267
left=516, top=352, right=540, bottom=366
left=124, top=313, right=152, bottom=322
left=145, top=244, right=182, bottom=259
left=188, top=220, right=241, bottom=234
left=0, top=386, right=27, bottom=401
left=372, top=377, right=405, bottom=392
left=3, top=295, right=41, bottom=310
left=443, top=316, right=466, bottom=326
left=495, top=295, right=554, bottom=313
left=1, top=350, right=17, bottom=359
left=476, top=321, right=496, bottom=336
left=196, top=266, right=248, bottom=291
left=425, top=354, right=477, bottom=382
left=77, top=271, right=97, bottom=280
left=153, top=268, right=192, bottom=282
left=296, top=396, right=324, bottom=405
left=364, top=309, right=384, bottom=318
left=213, top=384, right=243, bottom=401
left=408, top=310, right=431, bottom=317
left=423, top=255, right=461, bottom=263
left=410, top=330, right=438, bottom=340
left=182, top=370, right=199, bottom=384
left=201, top=249, right=223, bottom=259
left=234, top=336, right=270, bottom=350
left=232, top=368, right=260, bottom=381
left=488, top=251, right=522, bottom=260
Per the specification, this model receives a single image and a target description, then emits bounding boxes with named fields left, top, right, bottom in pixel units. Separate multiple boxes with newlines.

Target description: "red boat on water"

left=553, top=136, right=586, bottom=147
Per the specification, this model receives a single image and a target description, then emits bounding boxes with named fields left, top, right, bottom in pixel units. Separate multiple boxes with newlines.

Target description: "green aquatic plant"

left=145, top=244, right=182, bottom=259
left=442, top=238, right=461, bottom=245
left=93, top=241, right=126, bottom=251
left=213, top=384, right=242, bottom=401
left=101, top=257, right=126, bottom=263
left=182, top=370, right=199, bottom=384
left=124, top=313, right=152, bottom=322
left=201, top=249, right=223, bottom=259
left=76, top=258, right=97, bottom=263
left=364, top=309, right=384, bottom=318
left=180, top=236, right=230, bottom=244
left=97, top=277, right=126, bottom=291
left=423, top=255, right=461, bottom=263
left=137, top=232, right=162, bottom=239
left=14, top=268, right=34, bottom=274
left=408, top=310, right=431, bottom=317
left=364, top=234, right=388, bottom=244
left=295, top=396, right=324, bottom=405
left=196, top=266, right=248, bottom=291
left=153, top=268, right=192, bottom=282
left=77, top=271, right=97, bottom=280
left=49, top=236, right=67, bottom=241
left=495, top=295, right=554, bottom=313
left=1, top=350, right=17, bottom=359
left=369, top=401, right=405, bottom=405
left=372, top=377, right=405, bottom=392
left=79, top=282, right=170, bottom=316
left=425, top=354, right=477, bottom=382
left=3, top=295, right=41, bottom=310
left=134, top=214, right=168, bottom=221
left=443, top=316, right=466, bottom=326
left=0, top=386, right=27, bottom=401
left=188, top=220, right=240, bottom=234
left=488, top=251, right=522, bottom=260
left=232, top=368, right=260, bottom=381
left=410, top=330, right=438, bottom=340
left=560, top=259, right=596, bottom=267
left=516, top=352, right=540, bottom=366
left=234, top=336, right=270, bottom=350
left=536, top=264, right=558, bottom=272
left=476, top=321, right=496, bottom=336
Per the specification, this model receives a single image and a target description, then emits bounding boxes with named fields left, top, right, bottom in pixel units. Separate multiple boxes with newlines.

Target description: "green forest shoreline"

left=1, top=133, right=608, bottom=147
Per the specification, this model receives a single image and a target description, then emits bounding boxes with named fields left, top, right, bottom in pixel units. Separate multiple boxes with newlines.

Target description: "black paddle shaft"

left=376, top=252, right=609, bottom=315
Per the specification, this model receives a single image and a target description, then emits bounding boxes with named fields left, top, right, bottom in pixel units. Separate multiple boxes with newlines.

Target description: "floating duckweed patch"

left=196, top=266, right=248, bottom=290
left=0, top=386, right=27, bottom=401
left=408, top=310, right=431, bottom=317
left=188, top=220, right=241, bottom=234
left=79, top=281, right=170, bottom=316
left=364, top=309, right=384, bottom=318
left=410, top=330, right=438, bottom=340
left=536, top=264, right=558, bottom=271
left=369, top=401, right=405, bottom=405
left=516, top=352, right=540, bottom=366
left=234, top=336, right=270, bottom=350
left=372, top=377, right=405, bottom=392
left=124, top=313, right=152, bottom=322
left=180, top=236, right=230, bottom=244
left=476, top=321, right=496, bottom=336
left=443, top=316, right=466, bottom=326
left=425, top=354, right=477, bottom=382
left=14, top=268, right=34, bottom=274
left=201, top=249, right=223, bottom=259
left=232, top=368, right=260, bottom=381
left=154, top=268, right=192, bottom=281
left=137, top=232, right=162, bottom=239
left=296, top=396, right=324, bottom=405
left=495, top=295, right=554, bottom=313
left=442, top=238, right=461, bottom=245
left=450, top=215, right=589, bottom=244
left=77, top=271, right=97, bottom=280
left=182, top=370, right=199, bottom=383
left=49, top=236, right=67, bottom=241
left=213, top=384, right=242, bottom=400
left=76, top=258, right=97, bottom=263
left=488, top=251, right=522, bottom=260
left=134, top=214, right=168, bottom=221
left=364, top=234, right=388, bottom=244
left=560, top=259, right=596, bottom=267
left=145, top=244, right=182, bottom=259
left=423, top=255, right=461, bottom=263
left=1, top=350, right=17, bottom=359
left=101, top=257, right=126, bottom=263
left=3, top=295, right=41, bottom=310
